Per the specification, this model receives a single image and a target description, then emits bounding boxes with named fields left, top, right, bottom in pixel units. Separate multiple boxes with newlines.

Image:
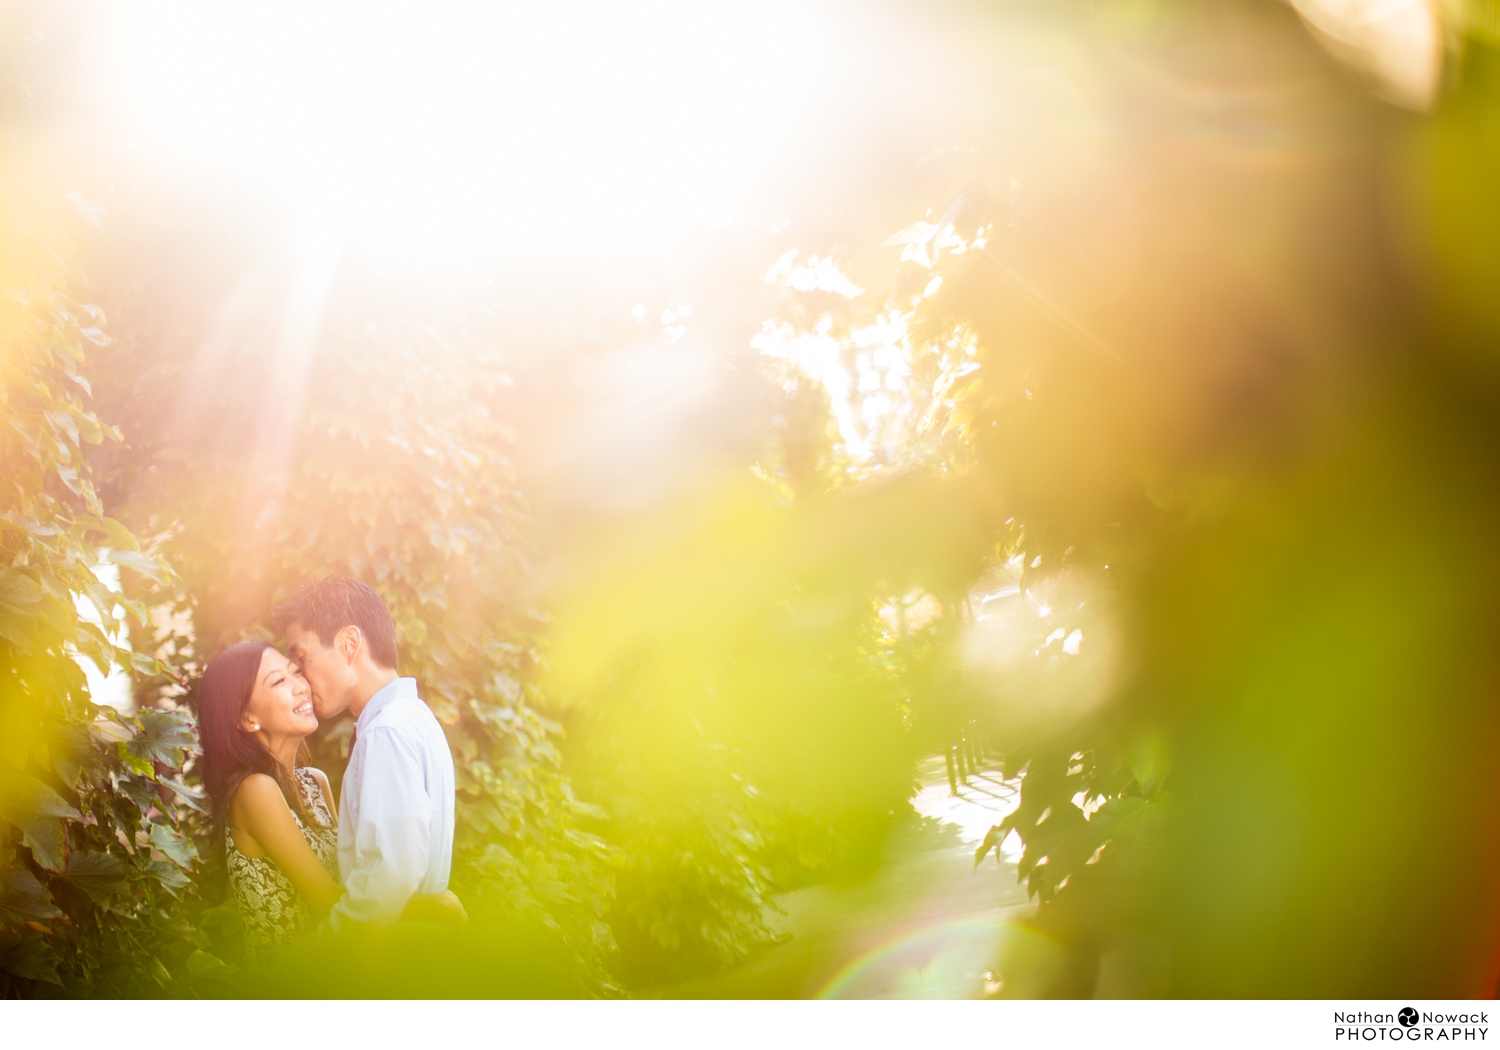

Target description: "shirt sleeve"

left=329, top=724, right=431, bottom=929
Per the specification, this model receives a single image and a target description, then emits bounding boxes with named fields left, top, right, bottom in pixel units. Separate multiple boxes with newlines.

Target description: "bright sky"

left=109, top=1, right=846, bottom=259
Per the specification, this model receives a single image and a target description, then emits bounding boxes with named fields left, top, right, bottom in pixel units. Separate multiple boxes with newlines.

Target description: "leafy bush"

left=0, top=170, right=208, bottom=994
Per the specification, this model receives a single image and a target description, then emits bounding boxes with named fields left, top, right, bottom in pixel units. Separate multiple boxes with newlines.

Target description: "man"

left=275, top=575, right=457, bottom=929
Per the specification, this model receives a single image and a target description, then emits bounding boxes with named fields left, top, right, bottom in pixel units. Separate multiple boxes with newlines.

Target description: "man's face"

left=285, top=622, right=355, bottom=720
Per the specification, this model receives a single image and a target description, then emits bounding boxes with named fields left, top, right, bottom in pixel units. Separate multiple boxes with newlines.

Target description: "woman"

left=197, top=640, right=457, bottom=957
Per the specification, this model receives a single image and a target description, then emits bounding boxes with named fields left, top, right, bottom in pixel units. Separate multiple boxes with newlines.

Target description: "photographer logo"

left=1335, top=1009, right=1488, bottom=1042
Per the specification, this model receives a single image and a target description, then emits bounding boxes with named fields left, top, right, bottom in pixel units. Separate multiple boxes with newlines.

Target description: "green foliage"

left=605, top=739, right=777, bottom=983
left=0, top=183, right=208, bottom=993
left=755, top=0, right=1500, bottom=997
left=545, top=478, right=936, bottom=983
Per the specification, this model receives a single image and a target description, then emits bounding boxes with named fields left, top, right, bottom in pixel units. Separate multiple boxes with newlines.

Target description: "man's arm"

left=329, top=725, right=431, bottom=929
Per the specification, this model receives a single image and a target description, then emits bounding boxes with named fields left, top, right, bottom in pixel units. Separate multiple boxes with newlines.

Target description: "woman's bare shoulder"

left=228, top=773, right=290, bottom=814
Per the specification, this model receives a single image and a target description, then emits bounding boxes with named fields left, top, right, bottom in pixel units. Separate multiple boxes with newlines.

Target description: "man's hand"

left=400, top=889, right=469, bottom=927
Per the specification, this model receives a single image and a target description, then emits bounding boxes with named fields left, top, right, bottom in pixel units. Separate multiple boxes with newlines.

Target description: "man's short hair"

left=273, top=575, right=400, bottom=671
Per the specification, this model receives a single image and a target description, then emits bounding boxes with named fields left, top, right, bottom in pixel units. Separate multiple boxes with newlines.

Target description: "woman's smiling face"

left=241, top=647, right=317, bottom=739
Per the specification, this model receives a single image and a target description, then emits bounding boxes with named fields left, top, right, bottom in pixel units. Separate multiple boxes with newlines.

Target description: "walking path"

left=647, top=756, right=1037, bottom=998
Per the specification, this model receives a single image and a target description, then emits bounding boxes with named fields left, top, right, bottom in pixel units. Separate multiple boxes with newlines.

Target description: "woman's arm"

left=229, top=774, right=344, bottom=915
left=231, top=770, right=460, bottom=926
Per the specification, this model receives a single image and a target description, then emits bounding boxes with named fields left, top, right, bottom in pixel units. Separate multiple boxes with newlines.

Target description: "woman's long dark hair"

left=196, top=640, right=322, bottom=830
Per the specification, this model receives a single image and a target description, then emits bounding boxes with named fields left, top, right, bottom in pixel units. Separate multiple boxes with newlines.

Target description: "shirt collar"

left=355, top=676, right=418, bottom=734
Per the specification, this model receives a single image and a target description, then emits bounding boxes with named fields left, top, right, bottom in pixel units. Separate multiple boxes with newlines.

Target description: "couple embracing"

left=196, top=575, right=462, bottom=958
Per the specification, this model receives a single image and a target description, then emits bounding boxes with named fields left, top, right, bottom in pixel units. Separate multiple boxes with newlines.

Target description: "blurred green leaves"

left=0, top=775, right=79, bottom=871
left=735, top=0, right=1500, bottom=998
left=0, top=149, right=205, bottom=994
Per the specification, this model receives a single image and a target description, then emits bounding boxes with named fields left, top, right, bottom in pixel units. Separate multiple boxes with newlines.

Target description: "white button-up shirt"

left=330, top=676, right=455, bottom=929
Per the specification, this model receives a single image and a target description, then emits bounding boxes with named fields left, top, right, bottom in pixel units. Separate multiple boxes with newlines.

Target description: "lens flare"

left=815, top=917, right=1059, bottom=999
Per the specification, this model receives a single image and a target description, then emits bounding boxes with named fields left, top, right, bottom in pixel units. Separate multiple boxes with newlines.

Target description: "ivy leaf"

left=125, top=709, right=196, bottom=769
left=76, top=577, right=120, bottom=631
left=197, top=898, right=243, bottom=940
left=89, top=718, right=133, bottom=746
left=43, top=407, right=79, bottom=447
left=0, top=572, right=45, bottom=649
left=158, top=776, right=209, bottom=815
left=0, top=512, right=59, bottom=538
left=50, top=724, right=94, bottom=789
left=186, top=949, right=228, bottom=978
left=108, top=549, right=164, bottom=584
left=61, top=850, right=130, bottom=906
left=73, top=516, right=141, bottom=555
left=127, top=649, right=163, bottom=677
left=148, top=821, right=198, bottom=869
left=138, top=708, right=196, bottom=743
left=0, top=868, right=62, bottom=926
left=115, top=744, right=156, bottom=780
left=74, top=410, right=103, bottom=446
left=74, top=619, right=115, bottom=676
left=0, top=774, right=81, bottom=871
left=0, top=572, right=45, bottom=612
left=114, top=773, right=158, bottom=814
left=99, top=516, right=139, bottom=552
left=0, top=930, right=63, bottom=985
left=36, top=592, right=81, bottom=641
left=145, top=859, right=192, bottom=894
left=0, top=614, right=33, bottom=650
left=53, top=463, right=86, bottom=498
left=145, top=954, right=173, bottom=987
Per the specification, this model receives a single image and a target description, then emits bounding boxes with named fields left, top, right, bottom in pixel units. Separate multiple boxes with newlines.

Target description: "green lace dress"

left=226, top=767, right=338, bottom=957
